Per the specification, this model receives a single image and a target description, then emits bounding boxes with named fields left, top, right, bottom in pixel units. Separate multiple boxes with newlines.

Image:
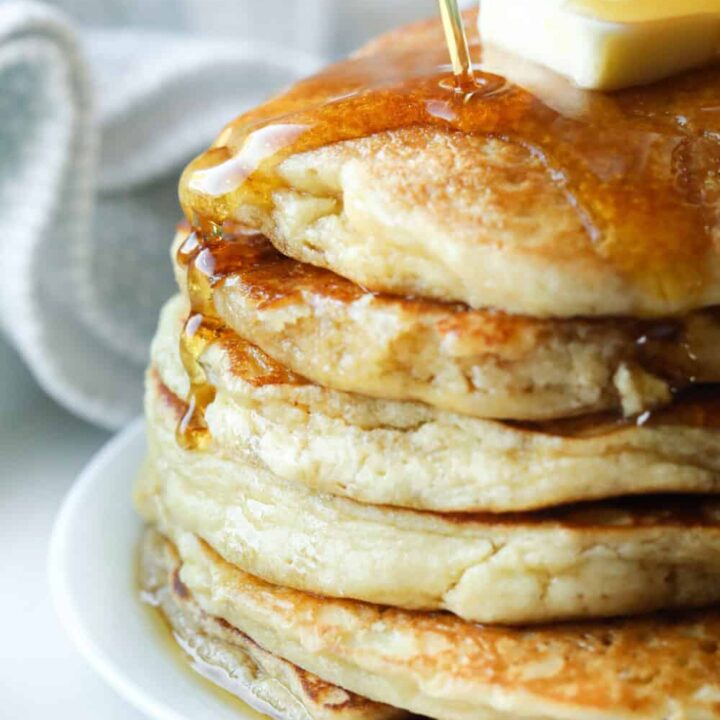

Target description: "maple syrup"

left=173, top=223, right=720, bottom=447
left=176, top=228, right=221, bottom=450
left=437, top=0, right=474, bottom=90
left=180, top=10, right=719, bottom=305
left=174, top=9, right=720, bottom=448
left=175, top=225, right=308, bottom=450
left=139, top=556, right=272, bottom=720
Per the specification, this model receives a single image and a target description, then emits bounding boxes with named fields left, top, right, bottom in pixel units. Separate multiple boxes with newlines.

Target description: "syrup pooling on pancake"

left=180, top=11, right=720, bottom=310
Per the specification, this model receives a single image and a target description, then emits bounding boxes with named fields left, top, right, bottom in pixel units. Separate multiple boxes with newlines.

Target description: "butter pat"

left=479, top=0, right=720, bottom=90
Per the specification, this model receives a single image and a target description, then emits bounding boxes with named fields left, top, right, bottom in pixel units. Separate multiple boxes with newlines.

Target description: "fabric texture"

left=0, top=1, right=318, bottom=427
left=0, top=0, right=474, bottom=428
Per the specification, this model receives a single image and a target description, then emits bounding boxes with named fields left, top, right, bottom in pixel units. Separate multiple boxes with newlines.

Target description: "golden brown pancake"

left=143, top=529, right=720, bottom=720
left=179, top=12, right=720, bottom=318
left=171, top=228, right=720, bottom=421
left=140, top=530, right=405, bottom=720
left=142, top=10, right=720, bottom=716
left=137, top=384, right=720, bottom=624
left=152, top=294, right=720, bottom=513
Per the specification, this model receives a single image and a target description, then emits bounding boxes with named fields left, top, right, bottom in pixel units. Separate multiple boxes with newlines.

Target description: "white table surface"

left=0, top=335, right=145, bottom=719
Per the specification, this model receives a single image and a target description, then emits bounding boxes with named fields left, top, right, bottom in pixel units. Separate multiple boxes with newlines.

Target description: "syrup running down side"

left=175, top=227, right=307, bottom=450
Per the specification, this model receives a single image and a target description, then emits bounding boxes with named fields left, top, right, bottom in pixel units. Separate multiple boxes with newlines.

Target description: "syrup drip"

left=176, top=225, right=307, bottom=450
left=175, top=10, right=720, bottom=448
left=176, top=228, right=222, bottom=450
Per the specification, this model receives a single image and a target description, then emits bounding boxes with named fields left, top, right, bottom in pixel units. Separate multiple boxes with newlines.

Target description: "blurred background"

left=0, top=1, right=472, bottom=718
left=0, top=0, right=474, bottom=430
left=42, top=0, right=453, bottom=56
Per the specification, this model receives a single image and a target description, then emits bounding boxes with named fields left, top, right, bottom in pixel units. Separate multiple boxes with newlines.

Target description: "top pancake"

left=180, top=12, right=720, bottom=318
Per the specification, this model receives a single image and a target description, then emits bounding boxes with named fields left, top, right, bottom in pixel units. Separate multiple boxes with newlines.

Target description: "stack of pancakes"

left=136, top=12, right=720, bottom=720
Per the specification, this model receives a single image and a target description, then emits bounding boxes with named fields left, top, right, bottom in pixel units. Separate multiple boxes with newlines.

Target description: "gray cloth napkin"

left=0, top=1, right=318, bottom=428
left=0, top=0, right=475, bottom=428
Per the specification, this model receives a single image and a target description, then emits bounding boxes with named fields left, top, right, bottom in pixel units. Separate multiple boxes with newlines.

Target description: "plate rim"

left=48, top=417, right=189, bottom=720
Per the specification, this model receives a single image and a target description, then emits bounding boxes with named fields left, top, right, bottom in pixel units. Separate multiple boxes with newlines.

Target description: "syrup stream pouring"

left=437, top=0, right=475, bottom=90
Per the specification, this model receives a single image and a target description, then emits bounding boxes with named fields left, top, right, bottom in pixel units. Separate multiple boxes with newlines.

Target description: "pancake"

left=138, top=385, right=720, bottom=624
left=153, top=295, right=720, bottom=513
left=140, top=530, right=405, bottom=720
left=179, top=12, right=720, bottom=319
left=143, top=529, right=720, bottom=720
left=171, top=229, right=720, bottom=421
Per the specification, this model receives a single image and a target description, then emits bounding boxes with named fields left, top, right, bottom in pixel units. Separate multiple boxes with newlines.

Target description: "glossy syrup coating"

left=180, top=10, right=720, bottom=315
left=175, top=226, right=308, bottom=449
left=174, top=10, right=720, bottom=447
left=173, top=220, right=720, bottom=448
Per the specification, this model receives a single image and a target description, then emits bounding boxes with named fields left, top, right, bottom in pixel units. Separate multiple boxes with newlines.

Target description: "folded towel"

left=0, top=1, right=318, bottom=428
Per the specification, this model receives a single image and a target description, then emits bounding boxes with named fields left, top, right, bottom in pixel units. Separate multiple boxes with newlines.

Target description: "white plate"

left=49, top=419, right=263, bottom=720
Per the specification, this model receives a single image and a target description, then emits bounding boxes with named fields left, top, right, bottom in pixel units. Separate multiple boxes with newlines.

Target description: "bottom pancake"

left=140, top=529, right=405, bottom=720
left=142, top=528, right=720, bottom=720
